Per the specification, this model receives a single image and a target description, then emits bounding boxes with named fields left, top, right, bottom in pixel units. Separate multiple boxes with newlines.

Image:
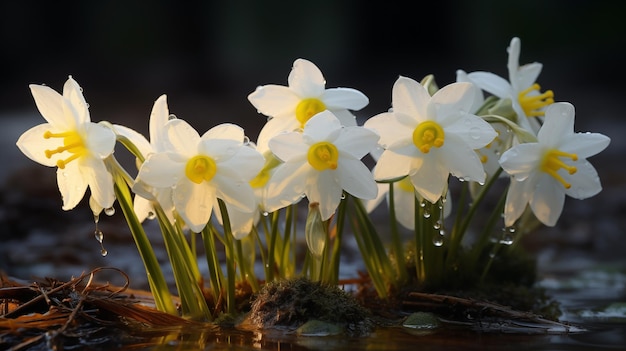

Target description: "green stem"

left=388, top=184, right=408, bottom=284
left=447, top=168, right=503, bottom=268
left=112, top=173, right=176, bottom=315
left=414, top=196, right=426, bottom=285
left=153, top=206, right=211, bottom=320
left=236, top=238, right=259, bottom=292
left=469, top=187, right=508, bottom=267
left=217, top=199, right=237, bottom=315
left=325, top=194, right=347, bottom=285
left=280, top=204, right=294, bottom=278
left=251, top=225, right=268, bottom=281
left=266, top=210, right=282, bottom=282
left=349, top=195, right=392, bottom=298
left=201, top=224, right=224, bottom=306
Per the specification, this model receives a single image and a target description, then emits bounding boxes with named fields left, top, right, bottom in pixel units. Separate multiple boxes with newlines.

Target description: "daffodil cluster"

left=16, top=37, right=610, bottom=319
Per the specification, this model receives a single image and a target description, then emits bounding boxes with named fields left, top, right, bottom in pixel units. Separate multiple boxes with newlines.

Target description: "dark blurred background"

left=2, top=0, right=625, bottom=133
left=1, top=0, right=625, bottom=284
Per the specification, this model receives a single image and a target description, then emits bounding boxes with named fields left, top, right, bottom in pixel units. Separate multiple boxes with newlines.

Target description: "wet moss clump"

left=248, top=277, right=373, bottom=336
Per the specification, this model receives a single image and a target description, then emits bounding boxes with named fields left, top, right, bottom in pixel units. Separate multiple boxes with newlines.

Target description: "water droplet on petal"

left=469, top=127, right=481, bottom=140
left=168, top=114, right=177, bottom=120
left=104, top=207, right=115, bottom=216
left=147, top=211, right=156, bottom=220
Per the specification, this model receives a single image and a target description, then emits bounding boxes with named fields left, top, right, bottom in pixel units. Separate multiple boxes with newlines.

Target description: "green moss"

left=248, top=277, right=373, bottom=336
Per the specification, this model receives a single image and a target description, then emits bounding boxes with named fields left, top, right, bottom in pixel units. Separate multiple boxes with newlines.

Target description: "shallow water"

left=103, top=267, right=626, bottom=351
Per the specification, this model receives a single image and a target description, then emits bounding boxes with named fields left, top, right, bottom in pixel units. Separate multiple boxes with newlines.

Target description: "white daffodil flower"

left=16, top=76, right=116, bottom=212
left=264, top=110, right=379, bottom=221
left=499, top=102, right=610, bottom=227
left=136, top=120, right=264, bottom=233
left=364, top=149, right=452, bottom=230
left=113, top=95, right=176, bottom=223
left=248, top=58, right=369, bottom=154
left=364, top=76, right=497, bottom=204
left=463, top=37, right=554, bottom=134
left=212, top=148, right=281, bottom=239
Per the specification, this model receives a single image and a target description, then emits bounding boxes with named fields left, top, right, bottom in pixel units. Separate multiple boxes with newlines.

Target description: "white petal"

left=428, top=82, right=476, bottom=124
left=264, top=161, right=311, bottom=212
left=82, top=157, right=116, bottom=210
left=443, top=113, right=497, bottom=149
left=268, top=132, right=308, bottom=162
left=560, top=132, right=610, bottom=159
left=530, top=174, right=565, bottom=226
left=363, top=181, right=388, bottom=214
left=149, top=94, right=170, bottom=147
left=63, top=76, right=89, bottom=124
left=16, top=123, right=58, bottom=167
left=409, top=159, right=448, bottom=203
left=57, top=163, right=88, bottom=210
left=288, top=58, right=325, bottom=97
left=213, top=174, right=257, bottom=213
left=564, top=160, right=603, bottom=199
left=29, top=84, right=71, bottom=129
left=84, top=122, right=116, bottom=159
left=328, top=109, right=357, bottom=127
left=394, top=182, right=417, bottom=230
left=335, top=126, right=380, bottom=159
left=504, top=177, right=531, bottom=227
left=203, top=123, right=244, bottom=142
left=337, top=158, right=378, bottom=200
left=363, top=112, right=413, bottom=149
left=174, top=180, right=214, bottom=233
left=133, top=195, right=154, bottom=223
left=499, top=143, right=543, bottom=179
left=248, top=84, right=300, bottom=117
left=538, top=103, right=575, bottom=146
left=513, top=63, right=542, bottom=92
left=306, top=170, right=342, bottom=221
left=392, top=76, right=430, bottom=120
left=166, top=119, right=201, bottom=156
left=322, top=88, right=369, bottom=110
left=137, top=152, right=184, bottom=188
left=200, top=138, right=241, bottom=163
left=456, top=70, right=485, bottom=113
left=220, top=204, right=256, bottom=240
left=373, top=150, right=417, bottom=181
left=303, top=111, right=341, bottom=142
left=256, top=116, right=301, bottom=155
left=507, top=37, right=522, bottom=76
left=466, top=72, right=513, bottom=99
left=440, top=136, right=486, bottom=183
left=217, top=145, right=265, bottom=181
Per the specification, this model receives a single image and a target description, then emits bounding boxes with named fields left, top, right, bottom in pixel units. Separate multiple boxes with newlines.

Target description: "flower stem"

left=112, top=172, right=177, bottom=315
left=414, top=196, right=426, bottom=285
left=388, top=184, right=409, bottom=284
left=447, top=168, right=503, bottom=269
left=201, top=224, right=224, bottom=307
left=217, top=199, right=237, bottom=315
